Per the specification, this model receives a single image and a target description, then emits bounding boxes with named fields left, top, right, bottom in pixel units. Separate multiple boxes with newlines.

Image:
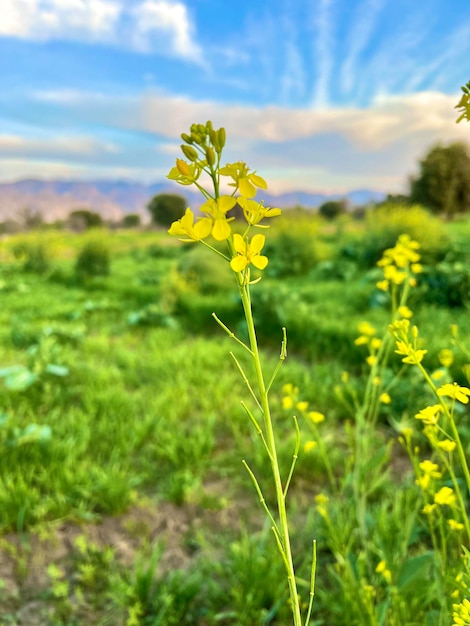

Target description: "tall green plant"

left=167, top=122, right=316, bottom=626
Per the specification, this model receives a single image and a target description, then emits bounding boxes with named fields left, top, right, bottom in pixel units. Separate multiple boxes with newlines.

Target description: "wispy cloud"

left=311, top=0, right=336, bottom=107
left=340, top=0, right=387, bottom=97
left=0, top=0, right=204, bottom=63
left=0, top=134, right=120, bottom=158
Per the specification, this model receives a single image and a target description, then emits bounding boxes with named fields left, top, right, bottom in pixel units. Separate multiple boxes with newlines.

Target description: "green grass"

left=1, top=221, right=470, bottom=624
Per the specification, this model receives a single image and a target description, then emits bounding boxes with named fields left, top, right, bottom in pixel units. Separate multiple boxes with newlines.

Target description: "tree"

left=68, top=209, right=103, bottom=231
left=410, top=142, right=470, bottom=218
left=122, top=213, right=141, bottom=228
left=147, top=193, right=186, bottom=227
left=318, top=199, right=347, bottom=220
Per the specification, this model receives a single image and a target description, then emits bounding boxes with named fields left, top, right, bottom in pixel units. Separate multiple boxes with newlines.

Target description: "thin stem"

left=304, top=540, right=317, bottom=626
left=242, top=460, right=280, bottom=535
left=266, top=327, right=288, bottom=394
left=212, top=313, right=253, bottom=355
left=231, top=353, right=263, bottom=412
left=238, top=279, right=303, bottom=626
left=283, top=415, right=300, bottom=498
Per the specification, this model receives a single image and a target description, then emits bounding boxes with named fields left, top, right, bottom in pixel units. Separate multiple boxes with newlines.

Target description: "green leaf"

left=397, top=551, right=435, bottom=592
left=45, top=364, right=69, bottom=377
left=4, top=367, right=38, bottom=391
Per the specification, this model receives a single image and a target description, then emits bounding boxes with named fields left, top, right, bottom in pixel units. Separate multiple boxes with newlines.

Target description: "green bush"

left=75, top=237, right=111, bottom=279
left=264, top=214, right=325, bottom=277
left=12, top=241, right=50, bottom=274
left=342, top=203, right=449, bottom=267
left=177, top=245, right=234, bottom=293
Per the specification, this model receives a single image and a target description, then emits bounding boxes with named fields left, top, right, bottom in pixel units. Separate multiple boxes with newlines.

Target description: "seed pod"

left=181, top=144, right=198, bottom=162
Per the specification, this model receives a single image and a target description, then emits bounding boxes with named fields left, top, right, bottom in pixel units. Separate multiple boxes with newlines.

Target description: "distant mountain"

left=0, top=179, right=386, bottom=223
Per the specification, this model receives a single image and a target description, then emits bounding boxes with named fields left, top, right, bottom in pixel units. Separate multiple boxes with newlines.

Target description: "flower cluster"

left=167, top=121, right=281, bottom=278
left=376, top=234, right=422, bottom=292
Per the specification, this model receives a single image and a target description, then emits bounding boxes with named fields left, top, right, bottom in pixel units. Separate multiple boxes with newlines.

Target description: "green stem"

left=237, top=278, right=302, bottom=626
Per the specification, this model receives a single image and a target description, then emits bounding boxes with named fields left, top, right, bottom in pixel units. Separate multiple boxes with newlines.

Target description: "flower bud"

left=217, top=127, right=226, bottom=150
left=205, top=120, right=213, bottom=132
left=205, top=146, right=216, bottom=166
left=181, top=144, right=198, bottom=162
left=176, top=159, right=190, bottom=176
left=181, top=132, right=193, bottom=144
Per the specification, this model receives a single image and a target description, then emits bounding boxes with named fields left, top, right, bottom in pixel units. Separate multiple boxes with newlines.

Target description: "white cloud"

left=0, top=0, right=204, bottom=63
left=0, top=134, right=120, bottom=156
left=0, top=0, right=121, bottom=41
left=130, top=0, right=203, bottom=63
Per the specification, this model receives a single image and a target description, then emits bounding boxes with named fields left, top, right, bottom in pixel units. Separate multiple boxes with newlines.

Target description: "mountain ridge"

left=0, top=179, right=386, bottom=222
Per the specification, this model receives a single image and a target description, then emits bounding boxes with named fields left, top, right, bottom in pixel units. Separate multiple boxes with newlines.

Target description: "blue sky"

left=0, top=0, right=469, bottom=194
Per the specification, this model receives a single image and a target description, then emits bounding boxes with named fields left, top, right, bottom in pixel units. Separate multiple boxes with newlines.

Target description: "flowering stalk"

left=167, top=122, right=314, bottom=626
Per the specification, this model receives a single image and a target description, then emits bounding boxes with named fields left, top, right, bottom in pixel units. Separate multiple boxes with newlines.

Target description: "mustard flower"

left=438, top=383, right=470, bottom=404
left=315, top=493, right=329, bottom=518
left=419, top=460, right=442, bottom=478
left=376, top=279, right=389, bottom=291
left=308, top=411, right=325, bottom=424
left=167, top=160, right=201, bottom=185
left=358, top=321, right=376, bottom=336
left=199, top=196, right=237, bottom=241
left=282, top=395, right=294, bottom=410
left=398, top=305, right=413, bottom=319
left=168, top=207, right=212, bottom=242
left=380, top=392, right=391, bottom=404
left=415, top=405, right=441, bottom=425
left=354, top=335, right=369, bottom=346
left=371, top=337, right=382, bottom=350
left=448, top=519, right=465, bottom=531
left=434, top=486, right=456, bottom=507
left=296, top=401, right=309, bottom=412
left=230, top=233, right=268, bottom=272
left=453, top=598, right=470, bottom=626
left=219, top=161, right=267, bottom=198
left=375, top=560, right=392, bottom=584
left=366, top=355, right=378, bottom=367
left=422, top=503, right=436, bottom=515
left=236, top=197, right=282, bottom=225
left=437, top=439, right=456, bottom=453
left=439, top=349, right=454, bottom=368
left=304, top=441, right=317, bottom=453
left=282, top=383, right=297, bottom=395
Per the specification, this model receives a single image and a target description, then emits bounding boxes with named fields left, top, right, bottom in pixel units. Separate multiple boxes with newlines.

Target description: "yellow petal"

left=252, top=255, right=268, bottom=270
left=250, top=234, right=266, bottom=254
left=250, top=173, right=267, bottom=189
left=232, top=233, right=246, bottom=254
left=230, top=256, right=248, bottom=272
left=239, top=177, right=256, bottom=198
left=212, top=218, right=231, bottom=241
left=194, top=218, right=212, bottom=239
left=219, top=196, right=237, bottom=213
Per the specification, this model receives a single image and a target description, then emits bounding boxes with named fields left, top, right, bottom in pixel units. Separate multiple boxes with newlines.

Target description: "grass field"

left=0, top=212, right=469, bottom=625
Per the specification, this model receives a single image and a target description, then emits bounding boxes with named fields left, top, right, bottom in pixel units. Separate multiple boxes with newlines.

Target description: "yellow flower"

left=308, top=411, right=325, bottom=424
left=448, top=519, right=464, bottom=531
left=437, top=439, right=456, bottom=453
left=411, top=263, right=423, bottom=274
left=199, top=196, right=237, bottom=241
left=376, top=279, right=389, bottom=291
left=296, top=401, right=309, bottom=412
left=168, top=207, right=212, bottom=241
left=354, top=335, right=369, bottom=346
left=438, top=383, right=470, bottom=404
left=230, top=233, right=268, bottom=272
left=282, top=396, right=294, bottom=410
left=453, top=598, right=470, bottom=626
left=236, top=197, right=281, bottom=225
left=434, top=486, right=456, bottom=507
left=415, top=474, right=431, bottom=490
left=366, top=355, right=378, bottom=367
left=375, top=560, right=392, bottom=584
left=431, top=369, right=446, bottom=381
left=415, top=405, right=441, bottom=425
left=422, top=503, right=436, bottom=515
left=282, top=383, right=296, bottom=395
left=398, top=305, right=413, bottom=319
left=419, top=460, right=442, bottom=478
left=371, top=337, right=382, bottom=350
left=358, top=321, right=376, bottom=336
left=380, top=392, right=391, bottom=404
left=219, top=161, right=267, bottom=198
left=315, top=493, right=329, bottom=518
left=304, top=440, right=317, bottom=453
left=438, top=349, right=454, bottom=368
left=167, top=160, right=201, bottom=185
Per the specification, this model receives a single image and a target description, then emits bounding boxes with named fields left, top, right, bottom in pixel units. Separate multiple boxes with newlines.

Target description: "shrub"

left=176, top=245, right=234, bottom=294
left=75, top=237, right=111, bottom=279
left=264, top=214, right=324, bottom=277
left=147, top=193, right=186, bottom=227
left=342, top=203, right=449, bottom=267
